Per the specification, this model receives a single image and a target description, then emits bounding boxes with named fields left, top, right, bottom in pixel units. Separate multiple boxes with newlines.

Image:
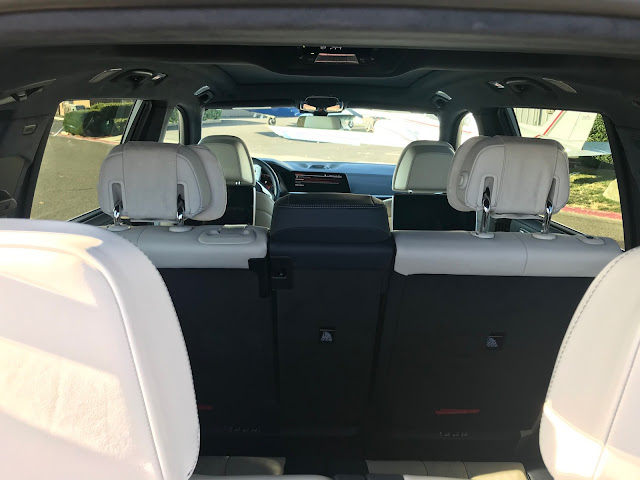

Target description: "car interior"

left=2, top=5, right=640, bottom=479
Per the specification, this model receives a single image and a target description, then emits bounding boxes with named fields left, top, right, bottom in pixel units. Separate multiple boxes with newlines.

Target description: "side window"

left=514, top=108, right=623, bottom=248
left=161, top=107, right=182, bottom=144
left=457, top=112, right=479, bottom=146
left=31, top=99, right=135, bottom=220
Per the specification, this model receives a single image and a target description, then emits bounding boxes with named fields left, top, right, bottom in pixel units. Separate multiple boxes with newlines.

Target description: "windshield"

left=198, top=108, right=467, bottom=164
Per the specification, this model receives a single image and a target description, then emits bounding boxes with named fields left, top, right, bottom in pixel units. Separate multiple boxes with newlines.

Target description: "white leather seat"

left=194, top=457, right=286, bottom=476
left=366, top=460, right=528, bottom=479
left=385, top=140, right=455, bottom=218
left=97, top=142, right=279, bottom=450
left=0, top=218, right=331, bottom=480
left=392, top=140, right=455, bottom=194
left=374, top=246, right=640, bottom=479
left=540, top=246, right=640, bottom=479
left=0, top=218, right=199, bottom=480
left=386, top=140, right=475, bottom=231
left=97, top=141, right=268, bottom=269
left=198, top=134, right=274, bottom=228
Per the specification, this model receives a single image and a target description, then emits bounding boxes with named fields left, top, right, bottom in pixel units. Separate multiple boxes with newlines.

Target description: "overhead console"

left=291, top=171, right=350, bottom=193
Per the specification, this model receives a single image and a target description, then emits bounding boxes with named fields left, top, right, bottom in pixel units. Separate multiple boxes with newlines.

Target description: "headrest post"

left=176, top=194, right=185, bottom=226
left=478, top=187, right=491, bottom=234
left=112, top=201, right=123, bottom=227
left=541, top=199, right=553, bottom=235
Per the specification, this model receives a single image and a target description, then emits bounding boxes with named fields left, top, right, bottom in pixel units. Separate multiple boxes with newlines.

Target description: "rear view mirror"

left=300, top=96, right=344, bottom=114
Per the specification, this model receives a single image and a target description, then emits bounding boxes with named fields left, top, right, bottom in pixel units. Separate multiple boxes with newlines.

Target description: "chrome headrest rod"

left=541, top=199, right=553, bottom=235
left=478, top=187, right=491, bottom=234
left=176, top=194, right=185, bottom=226
left=112, top=201, right=123, bottom=227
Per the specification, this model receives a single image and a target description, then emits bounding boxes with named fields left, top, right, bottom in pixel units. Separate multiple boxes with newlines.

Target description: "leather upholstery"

left=198, top=135, right=274, bottom=227
left=540, top=247, right=640, bottom=480
left=366, top=460, right=528, bottom=479
left=194, top=456, right=285, bottom=476
left=393, top=230, right=621, bottom=277
left=115, top=224, right=268, bottom=269
left=98, top=142, right=227, bottom=222
left=447, top=136, right=570, bottom=216
left=270, top=192, right=391, bottom=243
left=199, top=135, right=255, bottom=186
left=393, top=141, right=455, bottom=193
left=0, top=219, right=199, bottom=480
left=255, top=190, right=275, bottom=228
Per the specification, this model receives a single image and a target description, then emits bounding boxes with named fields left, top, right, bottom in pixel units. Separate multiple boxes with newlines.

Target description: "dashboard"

left=257, top=158, right=396, bottom=198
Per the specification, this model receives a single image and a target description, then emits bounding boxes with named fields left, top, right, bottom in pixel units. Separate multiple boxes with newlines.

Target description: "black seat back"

left=270, top=193, right=394, bottom=438
left=370, top=135, right=621, bottom=457
left=392, top=193, right=476, bottom=231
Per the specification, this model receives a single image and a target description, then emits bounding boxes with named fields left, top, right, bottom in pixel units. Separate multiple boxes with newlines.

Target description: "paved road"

left=31, top=135, right=113, bottom=220
left=31, top=118, right=626, bottom=248
left=198, top=118, right=403, bottom=164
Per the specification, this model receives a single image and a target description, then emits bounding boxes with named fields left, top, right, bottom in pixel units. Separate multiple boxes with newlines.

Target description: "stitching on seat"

left=462, top=461, right=470, bottom=479
left=595, top=319, right=640, bottom=475
left=100, top=233, right=201, bottom=478
left=546, top=249, right=633, bottom=396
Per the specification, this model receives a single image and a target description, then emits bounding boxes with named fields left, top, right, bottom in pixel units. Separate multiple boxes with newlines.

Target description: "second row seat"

left=94, top=138, right=619, bottom=461
left=370, top=136, right=621, bottom=456
left=97, top=142, right=278, bottom=450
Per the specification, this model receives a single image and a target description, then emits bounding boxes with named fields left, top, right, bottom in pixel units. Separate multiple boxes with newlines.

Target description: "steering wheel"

left=252, top=158, right=281, bottom=201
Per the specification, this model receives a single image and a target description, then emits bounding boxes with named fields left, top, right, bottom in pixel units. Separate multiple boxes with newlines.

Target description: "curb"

left=561, top=205, right=622, bottom=220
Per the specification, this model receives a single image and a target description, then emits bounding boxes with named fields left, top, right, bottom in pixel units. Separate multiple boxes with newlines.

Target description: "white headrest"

left=98, top=142, right=227, bottom=222
left=198, top=135, right=255, bottom=186
left=447, top=136, right=570, bottom=216
left=393, top=141, right=455, bottom=193
left=0, top=219, right=199, bottom=480
left=540, top=248, right=640, bottom=480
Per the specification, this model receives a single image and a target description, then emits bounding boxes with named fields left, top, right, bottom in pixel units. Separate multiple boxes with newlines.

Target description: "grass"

left=567, top=164, right=620, bottom=213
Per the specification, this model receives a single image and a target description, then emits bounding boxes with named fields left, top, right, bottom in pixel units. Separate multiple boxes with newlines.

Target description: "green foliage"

left=586, top=114, right=613, bottom=166
left=168, top=108, right=180, bottom=124
left=203, top=109, right=222, bottom=121
left=62, top=102, right=133, bottom=137
left=62, top=110, right=90, bottom=135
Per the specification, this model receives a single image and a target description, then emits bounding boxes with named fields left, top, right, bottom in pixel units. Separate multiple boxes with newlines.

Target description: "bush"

left=168, top=108, right=180, bottom=124
left=62, top=110, right=91, bottom=135
left=587, top=114, right=613, bottom=166
left=203, top=109, right=222, bottom=121
left=62, top=101, right=133, bottom=137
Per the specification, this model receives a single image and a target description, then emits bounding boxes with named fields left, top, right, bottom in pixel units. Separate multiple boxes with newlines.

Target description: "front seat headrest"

left=540, top=249, right=640, bottom=480
left=393, top=140, right=455, bottom=193
left=198, top=135, right=255, bottom=186
left=98, top=142, right=227, bottom=222
left=447, top=136, right=570, bottom=217
left=0, top=219, right=199, bottom=480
